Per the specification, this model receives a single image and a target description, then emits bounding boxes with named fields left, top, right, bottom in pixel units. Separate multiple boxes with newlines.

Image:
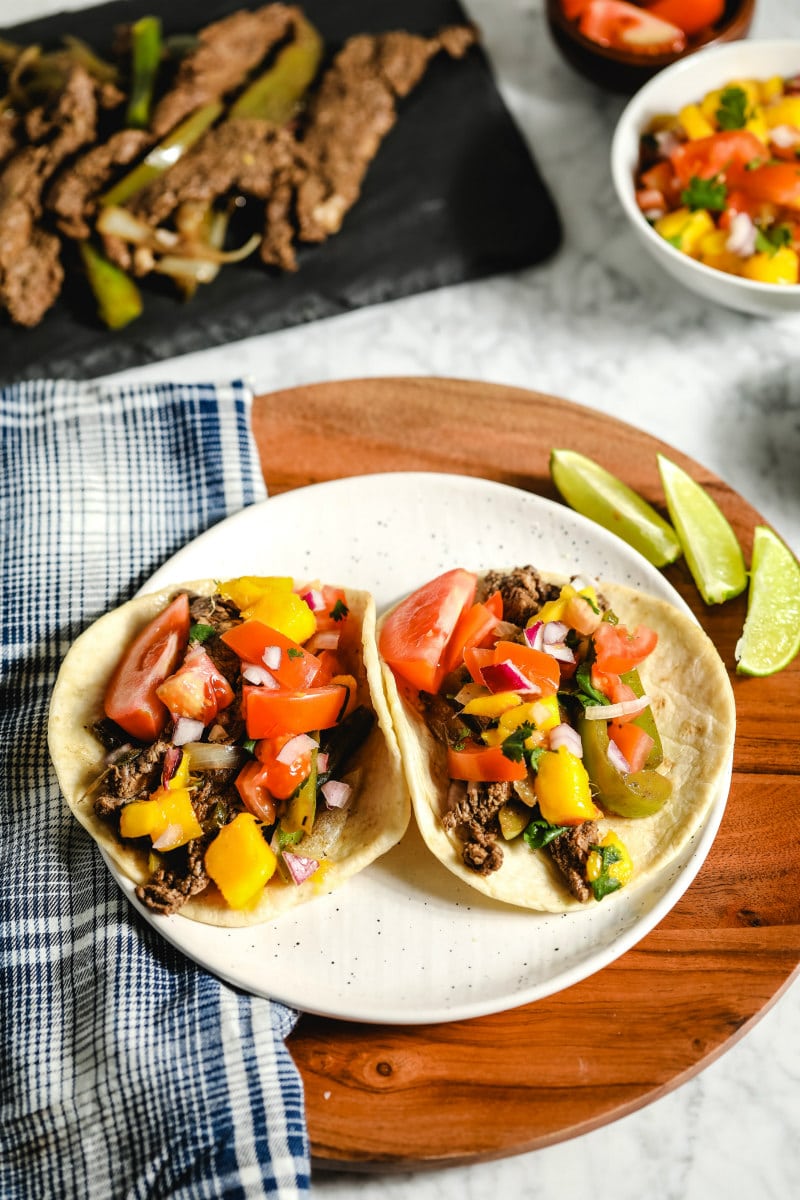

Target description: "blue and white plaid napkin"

left=0, top=380, right=309, bottom=1199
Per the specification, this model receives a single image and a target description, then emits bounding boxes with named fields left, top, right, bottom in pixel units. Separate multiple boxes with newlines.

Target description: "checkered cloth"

left=0, top=381, right=309, bottom=1199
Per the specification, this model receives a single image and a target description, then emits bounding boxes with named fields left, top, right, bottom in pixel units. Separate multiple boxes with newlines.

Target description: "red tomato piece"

left=593, top=622, right=658, bottom=674
left=640, top=160, right=681, bottom=206
left=464, top=645, right=495, bottom=687
left=718, top=188, right=763, bottom=230
left=484, top=591, right=503, bottom=619
left=447, top=742, right=527, bottom=783
left=104, top=593, right=190, bottom=741
left=590, top=665, right=638, bottom=708
left=442, top=600, right=501, bottom=675
left=254, top=732, right=313, bottom=800
left=221, top=620, right=323, bottom=689
left=235, top=760, right=277, bottom=823
left=636, top=186, right=666, bottom=213
left=561, top=0, right=590, bottom=19
left=156, top=644, right=235, bottom=724
left=670, top=130, right=768, bottom=187
left=378, top=569, right=477, bottom=694
left=492, top=640, right=561, bottom=695
left=244, top=685, right=346, bottom=739
left=578, top=0, right=686, bottom=55
left=609, top=721, right=654, bottom=773
left=307, top=585, right=350, bottom=633
left=736, top=162, right=800, bottom=210
left=645, top=0, right=724, bottom=38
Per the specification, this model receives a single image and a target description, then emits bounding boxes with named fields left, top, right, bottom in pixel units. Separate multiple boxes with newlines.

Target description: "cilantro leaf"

left=575, top=661, right=608, bottom=709
left=189, top=622, right=216, bottom=644
left=500, top=725, right=544, bottom=772
left=755, top=223, right=792, bottom=257
left=715, top=86, right=751, bottom=131
left=523, top=815, right=568, bottom=851
left=589, top=843, right=624, bottom=902
left=329, top=599, right=349, bottom=622
left=287, top=647, right=302, bottom=659
left=681, top=174, right=728, bottom=212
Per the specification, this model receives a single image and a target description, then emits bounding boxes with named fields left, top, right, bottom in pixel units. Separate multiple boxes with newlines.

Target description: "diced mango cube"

left=655, top=208, right=715, bottom=257
left=698, top=230, right=743, bottom=276
left=678, top=103, right=714, bottom=140
left=205, top=813, right=277, bottom=908
left=218, top=575, right=293, bottom=610
left=531, top=583, right=596, bottom=626
left=150, top=788, right=204, bottom=851
left=245, top=589, right=316, bottom=643
left=120, top=798, right=162, bottom=840
left=462, top=691, right=521, bottom=718
left=760, top=76, right=784, bottom=104
left=586, top=832, right=633, bottom=889
left=741, top=247, right=800, bottom=285
left=764, top=96, right=800, bottom=129
left=533, top=746, right=600, bottom=827
left=745, top=110, right=769, bottom=144
left=700, top=88, right=723, bottom=124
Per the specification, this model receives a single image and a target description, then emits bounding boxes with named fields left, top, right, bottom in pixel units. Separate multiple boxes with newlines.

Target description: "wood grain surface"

left=251, top=377, right=800, bottom=1168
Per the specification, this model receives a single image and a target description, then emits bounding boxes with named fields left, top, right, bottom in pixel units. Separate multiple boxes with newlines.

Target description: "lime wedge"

left=657, top=454, right=747, bottom=605
left=736, top=525, right=800, bottom=677
left=550, top=448, right=682, bottom=567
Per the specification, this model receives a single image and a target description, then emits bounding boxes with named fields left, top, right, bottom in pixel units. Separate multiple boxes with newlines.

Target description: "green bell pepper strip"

left=281, top=738, right=319, bottom=837
left=126, top=16, right=162, bottom=130
left=99, top=99, right=224, bottom=208
left=79, top=241, right=143, bottom=330
left=578, top=713, right=672, bottom=819
left=229, top=14, right=323, bottom=123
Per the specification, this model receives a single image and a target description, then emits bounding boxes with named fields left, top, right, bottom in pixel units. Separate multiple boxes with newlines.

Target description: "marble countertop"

left=22, top=0, right=800, bottom=1196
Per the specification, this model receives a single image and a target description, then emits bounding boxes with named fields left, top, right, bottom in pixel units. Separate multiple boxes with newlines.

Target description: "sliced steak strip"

left=478, top=565, right=563, bottom=627
left=546, top=820, right=600, bottom=903
left=47, top=127, right=151, bottom=238
left=443, top=778, right=510, bottom=877
left=93, top=735, right=174, bottom=816
left=129, top=119, right=305, bottom=271
left=0, top=65, right=98, bottom=325
left=295, top=25, right=476, bottom=243
left=150, top=3, right=302, bottom=138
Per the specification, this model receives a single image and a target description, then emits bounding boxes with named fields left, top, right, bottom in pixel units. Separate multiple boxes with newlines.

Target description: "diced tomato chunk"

left=736, top=162, right=800, bottom=211
left=645, top=0, right=724, bottom=37
left=492, top=640, right=561, bottom=695
left=670, top=130, right=768, bottom=187
left=578, top=0, right=686, bottom=56
left=593, top=622, right=657, bottom=674
left=255, top=732, right=314, bottom=800
left=221, top=620, right=323, bottom=689
left=379, top=569, right=477, bottom=694
left=156, top=644, right=234, bottom=725
left=235, top=760, right=277, bottom=823
left=442, top=599, right=501, bottom=674
left=447, top=742, right=527, bottom=783
left=104, top=593, right=190, bottom=741
left=244, top=685, right=346, bottom=739
left=609, top=721, right=654, bottom=773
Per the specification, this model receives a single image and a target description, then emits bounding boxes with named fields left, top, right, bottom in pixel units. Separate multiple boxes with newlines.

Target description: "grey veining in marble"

left=17, top=0, right=800, bottom=1197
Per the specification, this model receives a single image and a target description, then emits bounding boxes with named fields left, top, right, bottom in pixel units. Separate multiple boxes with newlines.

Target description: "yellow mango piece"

left=245, top=589, right=316, bottom=643
left=205, top=813, right=277, bottom=908
left=698, top=230, right=743, bottom=276
left=530, top=583, right=595, bottom=626
left=586, top=832, right=633, bottom=889
left=533, top=747, right=601, bottom=826
left=120, top=798, right=162, bottom=840
left=764, top=95, right=800, bottom=129
left=149, top=786, right=204, bottom=851
left=218, top=575, right=293, bottom=611
left=655, top=208, right=715, bottom=257
left=745, top=111, right=769, bottom=144
left=760, top=76, right=784, bottom=104
left=741, top=247, right=800, bottom=285
left=462, top=691, right=521, bottom=718
left=678, top=103, right=714, bottom=141
left=700, top=87, right=723, bottom=124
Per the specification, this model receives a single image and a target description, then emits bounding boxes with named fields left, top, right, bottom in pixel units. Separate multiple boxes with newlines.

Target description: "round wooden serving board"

left=251, top=377, right=800, bottom=1169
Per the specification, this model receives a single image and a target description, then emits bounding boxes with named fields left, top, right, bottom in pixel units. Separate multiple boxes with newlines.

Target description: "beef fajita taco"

left=378, top=565, right=735, bottom=912
left=49, top=576, right=409, bottom=926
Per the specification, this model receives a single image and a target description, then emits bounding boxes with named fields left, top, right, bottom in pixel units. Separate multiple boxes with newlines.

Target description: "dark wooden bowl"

left=545, top=0, right=757, bottom=94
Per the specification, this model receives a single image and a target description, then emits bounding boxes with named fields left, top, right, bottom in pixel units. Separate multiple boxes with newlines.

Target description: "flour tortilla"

left=49, top=579, right=410, bottom=926
left=378, top=577, right=736, bottom=912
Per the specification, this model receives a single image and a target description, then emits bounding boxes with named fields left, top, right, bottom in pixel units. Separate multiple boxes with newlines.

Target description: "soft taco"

left=378, top=565, right=735, bottom=912
left=49, top=575, right=409, bottom=926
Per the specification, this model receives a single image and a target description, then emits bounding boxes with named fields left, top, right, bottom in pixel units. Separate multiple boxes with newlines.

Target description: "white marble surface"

left=16, top=0, right=800, bottom=1195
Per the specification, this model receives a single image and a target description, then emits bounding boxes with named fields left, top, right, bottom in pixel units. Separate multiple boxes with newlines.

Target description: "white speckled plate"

left=109, top=473, right=730, bottom=1024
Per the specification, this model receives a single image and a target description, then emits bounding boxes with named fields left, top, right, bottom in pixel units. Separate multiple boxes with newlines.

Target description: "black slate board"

left=0, top=0, right=561, bottom=383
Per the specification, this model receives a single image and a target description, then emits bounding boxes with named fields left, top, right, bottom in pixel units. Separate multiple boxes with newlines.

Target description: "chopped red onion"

left=162, top=745, right=183, bottom=785
left=544, top=642, right=576, bottom=664
left=542, top=621, right=568, bottom=644
left=770, top=123, right=800, bottom=149
left=607, top=740, right=631, bottom=775
left=316, top=752, right=329, bottom=774
left=300, top=588, right=325, bottom=611
left=282, top=851, right=320, bottom=886
left=549, top=723, right=583, bottom=757
left=276, top=733, right=317, bottom=764
left=524, top=621, right=543, bottom=650
left=322, top=779, right=352, bottom=809
left=262, top=645, right=281, bottom=670
left=173, top=716, right=205, bottom=745
left=583, top=695, right=650, bottom=720
left=481, top=660, right=541, bottom=695
left=726, top=211, right=757, bottom=258
left=653, top=129, right=681, bottom=158
left=307, top=630, right=340, bottom=652
left=152, top=824, right=182, bottom=851
left=242, top=663, right=279, bottom=688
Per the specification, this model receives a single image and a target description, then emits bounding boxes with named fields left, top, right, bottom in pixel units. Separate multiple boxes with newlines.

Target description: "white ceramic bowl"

left=611, top=40, right=800, bottom=318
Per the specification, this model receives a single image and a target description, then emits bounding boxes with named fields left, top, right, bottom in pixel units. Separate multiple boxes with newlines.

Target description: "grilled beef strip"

left=93, top=735, right=174, bottom=817
left=0, top=64, right=98, bottom=325
left=295, top=25, right=476, bottom=243
left=443, top=779, right=510, bottom=876
left=149, top=3, right=302, bottom=138
left=478, top=566, right=563, bottom=628
left=546, top=821, right=601, bottom=903
left=46, top=127, right=151, bottom=238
